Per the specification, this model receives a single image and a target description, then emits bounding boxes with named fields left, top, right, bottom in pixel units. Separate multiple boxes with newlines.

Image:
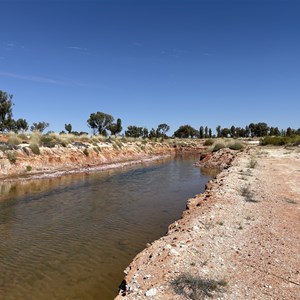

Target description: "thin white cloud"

left=0, top=71, right=75, bottom=86
left=67, top=46, right=88, bottom=51
left=0, top=71, right=103, bottom=88
left=2, top=42, right=26, bottom=51
left=0, top=71, right=67, bottom=85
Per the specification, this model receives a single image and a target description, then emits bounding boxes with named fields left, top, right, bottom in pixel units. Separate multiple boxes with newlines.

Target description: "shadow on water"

left=0, top=154, right=213, bottom=300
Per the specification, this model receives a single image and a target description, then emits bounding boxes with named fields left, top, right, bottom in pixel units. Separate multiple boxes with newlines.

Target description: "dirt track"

left=116, top=146, right=300, bottom=299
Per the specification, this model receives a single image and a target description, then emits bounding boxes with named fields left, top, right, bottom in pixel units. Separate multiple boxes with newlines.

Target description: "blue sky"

left=0, top=0, right=299, bottom=134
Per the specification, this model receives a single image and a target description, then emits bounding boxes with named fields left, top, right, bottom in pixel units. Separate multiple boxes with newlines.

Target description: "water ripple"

left=0, top=154, right=211, bottom=300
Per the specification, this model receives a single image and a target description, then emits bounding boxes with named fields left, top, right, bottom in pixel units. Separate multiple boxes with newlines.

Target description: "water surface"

left=0, top=154, right=212, bottom=300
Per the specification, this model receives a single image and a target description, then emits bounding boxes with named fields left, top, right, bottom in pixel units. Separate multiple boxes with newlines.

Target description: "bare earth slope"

left=116, top=146, right=300, bottom=299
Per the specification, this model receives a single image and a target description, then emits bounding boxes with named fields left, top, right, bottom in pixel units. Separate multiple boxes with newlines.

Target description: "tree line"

left=1, top=90, right=299, bottom=138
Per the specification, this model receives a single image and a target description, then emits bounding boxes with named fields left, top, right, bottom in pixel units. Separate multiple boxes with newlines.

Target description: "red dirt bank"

left=0, top=140, right=203, bottom=181
left=115, top=146, right=300, bottom=300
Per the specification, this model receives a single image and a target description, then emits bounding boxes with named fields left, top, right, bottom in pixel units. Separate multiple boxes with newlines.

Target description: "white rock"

left=169, top=248, right=180, bottom=256
left=145, top=288, right=157, bottom=297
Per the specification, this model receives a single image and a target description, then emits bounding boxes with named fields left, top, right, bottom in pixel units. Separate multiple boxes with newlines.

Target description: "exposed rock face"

left=195, top=148, right=240, bottom=170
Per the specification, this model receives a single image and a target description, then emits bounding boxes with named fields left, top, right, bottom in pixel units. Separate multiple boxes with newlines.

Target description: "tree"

left=199, top=126, right=204, bottom=139
left=157, top=123, right=170, bottom=139
left=31, top=121, right=50, bottom=132
left=220, top=127, right=230, bottom=138
left=149, top=128, right=157, bottom=139
left=87, top=112, right=114, bottom=136
left=248, top=122, right=269, bottom=137
left=142, top=127, right=149, bottom=139
left=65, top=123, right=72, bottom=134
left=230, top=125, right=236, bottom=138
left=0, top=90, right=14, bottom=132
left=286, top=127, right=293, bottom=137
left=16, top=118, right=29, bottom=132
left=116, top=118, right=122, bottom=134
left=208, top=128, right=212, bottom=138
left=216, top=125, right=221, bottom=138
left=245, top=126, right=250, bottom=137
left=108, top=118, right=122, bottom=136
left=174, top=125, right=198, bottom=138
left=125, top=125, right=143, bottom=138
left=204, top=126, right=208, bottom=138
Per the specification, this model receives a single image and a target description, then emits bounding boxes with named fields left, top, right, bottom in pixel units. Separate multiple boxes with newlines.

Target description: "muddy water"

left=0, top=154, right=213, bottom=300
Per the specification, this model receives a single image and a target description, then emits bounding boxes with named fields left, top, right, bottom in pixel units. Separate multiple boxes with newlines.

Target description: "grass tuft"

left=228, top=141, right=244, bottom=150
left=212, top=143, right=226, bottom=152
left=29, top=143, right=40, bottom=155
left=171, top=274, right=227, bottom=299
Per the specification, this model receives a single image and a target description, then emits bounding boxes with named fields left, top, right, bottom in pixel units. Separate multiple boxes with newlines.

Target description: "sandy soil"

left=116, top=146, right=300, bottom=299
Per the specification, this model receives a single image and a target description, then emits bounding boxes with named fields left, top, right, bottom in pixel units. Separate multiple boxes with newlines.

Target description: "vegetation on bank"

left=260, top=136, right=300, bottom=146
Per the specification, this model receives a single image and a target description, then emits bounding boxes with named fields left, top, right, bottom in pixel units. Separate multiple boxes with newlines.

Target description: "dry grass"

left=171, top=274, right=227, bottom=299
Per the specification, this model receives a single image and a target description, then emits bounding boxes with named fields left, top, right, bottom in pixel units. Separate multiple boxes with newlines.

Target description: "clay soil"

left=116, top=146, right=300, bottom=299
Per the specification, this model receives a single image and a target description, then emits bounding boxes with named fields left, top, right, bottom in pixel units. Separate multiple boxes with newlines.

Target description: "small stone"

left=169, top=248, right=180, bottom=256
left=145, top=288, right=157, bottom=297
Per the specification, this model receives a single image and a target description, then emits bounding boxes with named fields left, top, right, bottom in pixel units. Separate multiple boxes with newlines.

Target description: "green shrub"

left=204, top=139, right=214, bottom=146
left=260, top=136, right=300, bottom=146
left=7, top=151, right=17, bottom=164
left=26, top=165, right=32, bottom=172
left=212, top=143, right=226, bottom=152
left=29, top=143, right=40, bottom=155
left=17, top=133, right=29, bottom=141
left=40, top=136, right=56, bottom=148
left=228, top=141, right=243, bottom=150
left=8, top=135, right=22, bottom=146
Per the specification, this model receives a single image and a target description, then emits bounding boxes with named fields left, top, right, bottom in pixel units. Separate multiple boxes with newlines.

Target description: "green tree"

left=204, top=126, right=208, bottom=138
left=199, top=126, right=204, bottom=139
left=216, top=125, right=221, bottom=138
left=125, top=125, right=143, bottom=138
left=286, top=127, right=293, bottom=137
left=142, top=127, right=149, bottom=139
left=87, top=112, right=114, bottom=136
left=108, top=118, right=122, bottom=136
left=220, top=128, right=230, bottom=137
left=245, top=126, right=250, bottom=137
left=31, top=121, right=50, bottom=132
left=149, top=128, right=157, bottom=139
left=230, top=125, right=236, bottom=138
left=157, top=123, right=170, bottom=139
left=208, top=128, right=212, bottom=138
left=249, top=122, right=269, bottom=137
left=174, top=125, right=198, bottom=138
left=116, top=118, right=122, bottom=134
left=0, top=90, right=14, bottom=132
left=16, top=118, right=29, bottom=132
left=65, top=123, right=72, bottom=134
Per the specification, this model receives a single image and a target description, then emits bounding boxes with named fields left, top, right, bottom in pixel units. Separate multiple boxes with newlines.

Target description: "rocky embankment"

left=116, top=146, right=300, bottom=300
left=0, top=138, right=204, bottom=181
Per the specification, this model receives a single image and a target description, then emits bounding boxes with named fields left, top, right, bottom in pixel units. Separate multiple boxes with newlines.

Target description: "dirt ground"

left=115, top=146, right=300, bottom=299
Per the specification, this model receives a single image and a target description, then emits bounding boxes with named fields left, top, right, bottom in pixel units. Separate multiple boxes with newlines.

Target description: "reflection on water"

left=0, top=155, right=212, bottom=300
